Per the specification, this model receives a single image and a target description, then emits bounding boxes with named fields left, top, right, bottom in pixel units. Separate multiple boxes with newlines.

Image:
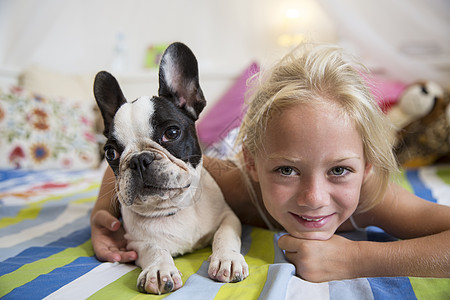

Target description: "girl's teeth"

left=302, top=216, right=324, bottom=222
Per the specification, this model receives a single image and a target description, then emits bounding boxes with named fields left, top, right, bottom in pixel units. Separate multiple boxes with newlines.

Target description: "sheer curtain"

left=0, top=0, right=261, bottom=75
left=0, top=0, right=66, bottom=70
left=1, top=0, right=449, bottom=86
left=0, top=0, right=139, bottom=74
left=318, top=0, right=450, bottom=86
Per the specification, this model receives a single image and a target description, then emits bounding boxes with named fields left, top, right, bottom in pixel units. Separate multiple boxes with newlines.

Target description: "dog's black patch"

left=151, top=96, right=202, bottom=168
left=103, top=138, right=125, bottom=176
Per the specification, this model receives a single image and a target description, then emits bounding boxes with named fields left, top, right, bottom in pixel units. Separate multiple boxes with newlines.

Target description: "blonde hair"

left=237, top=44, right=398, bottom=213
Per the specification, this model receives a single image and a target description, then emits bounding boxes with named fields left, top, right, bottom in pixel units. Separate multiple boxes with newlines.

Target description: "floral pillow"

left=0, top=87, right=100, bottom=170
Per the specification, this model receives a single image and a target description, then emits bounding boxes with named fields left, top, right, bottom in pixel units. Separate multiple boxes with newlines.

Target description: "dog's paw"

left=137, top=264, right=183, bottom=294
left=208, top=250, right=249, bottom=283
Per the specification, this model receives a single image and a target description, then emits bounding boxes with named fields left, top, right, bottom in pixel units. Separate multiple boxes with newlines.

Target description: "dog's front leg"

left=208, top=211, right=249, bottom=283
left=129, top=242, right=182, bottom=294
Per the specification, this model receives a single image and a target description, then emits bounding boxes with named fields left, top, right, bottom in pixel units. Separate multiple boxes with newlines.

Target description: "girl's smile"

left=246, top=100, right=371, bottom=240
left=290, top=212, right=335, bottom=229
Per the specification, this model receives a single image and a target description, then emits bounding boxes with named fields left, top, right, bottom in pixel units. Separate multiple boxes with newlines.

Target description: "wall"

left=0, top=0, right=336, bottom=75
left=0, top=0, right=448, bottom=92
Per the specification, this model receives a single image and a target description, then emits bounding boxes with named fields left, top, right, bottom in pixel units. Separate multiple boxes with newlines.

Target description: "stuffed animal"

left=387, top=81, right=450, bottom=168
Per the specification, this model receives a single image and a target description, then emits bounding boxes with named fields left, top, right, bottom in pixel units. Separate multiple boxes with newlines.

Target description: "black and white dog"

left=93, top=43, right=248, bottom=294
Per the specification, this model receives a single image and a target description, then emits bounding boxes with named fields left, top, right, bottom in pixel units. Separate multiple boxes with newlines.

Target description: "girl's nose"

left=299, top=176, right=330, bottom=209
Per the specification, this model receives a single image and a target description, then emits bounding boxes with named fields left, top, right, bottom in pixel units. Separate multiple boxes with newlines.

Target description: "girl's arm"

left=356, top=183, right=450, bottom=237
left=279, top=182, right=450, bottom=281
left=90, top=166, right=137, bottom=262
left=203, top=156, right=267, bottom=227
left=351, top=182, right=450, bottom=278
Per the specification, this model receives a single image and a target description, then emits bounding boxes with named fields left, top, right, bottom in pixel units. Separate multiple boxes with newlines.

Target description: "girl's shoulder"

left=353, top=183, right=450, bottom=238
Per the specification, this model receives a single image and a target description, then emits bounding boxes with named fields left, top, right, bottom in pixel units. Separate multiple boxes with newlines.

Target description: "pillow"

left=0, top=87, right=100, bottom=170
left=365, top=75, right=407, bottom=112
left=197, top=62, right=259, bottom=147
left=19, top=65, right=95, bottom=105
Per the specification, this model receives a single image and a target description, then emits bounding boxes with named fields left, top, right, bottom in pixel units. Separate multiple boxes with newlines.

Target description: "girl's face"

left=246, top=101, right=371, bottom=240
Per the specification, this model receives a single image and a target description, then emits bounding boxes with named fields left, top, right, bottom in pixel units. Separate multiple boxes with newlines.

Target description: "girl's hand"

left=278, top=234, right=358, bottom=282
left=90, top=210, right=138, bottom=263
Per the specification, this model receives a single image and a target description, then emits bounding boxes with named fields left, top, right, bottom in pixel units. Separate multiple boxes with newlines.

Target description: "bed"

left=1, top=66, right=450, bottom=299
left=1, top=165, right=450, bottom=299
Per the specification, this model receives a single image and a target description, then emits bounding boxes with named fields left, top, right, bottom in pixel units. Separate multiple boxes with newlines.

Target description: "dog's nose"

left=130, top=153, right=155, bottom=172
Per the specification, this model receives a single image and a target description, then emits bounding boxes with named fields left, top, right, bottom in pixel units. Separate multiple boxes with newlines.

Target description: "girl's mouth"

left=301, top=216, right=325, bottom=222
left=290, top=212, right=334, bottom=229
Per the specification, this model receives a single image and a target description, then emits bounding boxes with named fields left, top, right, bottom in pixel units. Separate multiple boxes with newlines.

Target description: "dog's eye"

left=162, top=126, right=181, bottom=142
left=105, top=148, right=120, bottom=161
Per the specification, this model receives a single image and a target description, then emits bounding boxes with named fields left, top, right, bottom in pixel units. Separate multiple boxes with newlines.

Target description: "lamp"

left=277, top=7, right=305, bottom=48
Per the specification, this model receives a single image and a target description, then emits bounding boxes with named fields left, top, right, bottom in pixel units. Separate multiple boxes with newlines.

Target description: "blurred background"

left=0, top=0, right=448, bottom=93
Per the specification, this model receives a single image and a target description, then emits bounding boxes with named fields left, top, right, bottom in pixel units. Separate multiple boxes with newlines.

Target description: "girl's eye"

left=162, top=126, right=181, bottom=142
left=105, top=148, right=120, bottom=161
left=277, top=166, right=298, bottom=176
left=330, top=166, right=349, bottom=176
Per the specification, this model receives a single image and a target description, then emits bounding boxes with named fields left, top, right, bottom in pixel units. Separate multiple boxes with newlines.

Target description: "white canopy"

left=0, top=0, right=448, bottom=87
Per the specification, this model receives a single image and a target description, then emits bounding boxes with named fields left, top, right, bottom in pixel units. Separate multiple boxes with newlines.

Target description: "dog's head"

left=94, top=42, right=206, bottom=217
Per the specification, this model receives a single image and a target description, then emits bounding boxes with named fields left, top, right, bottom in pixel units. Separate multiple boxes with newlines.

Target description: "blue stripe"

left=167, top=269, right=224, bottom=300
left=0, top=204, right=68, bottom=237
left=0, top=169, right=87, bottom=192
left=259, top=264, right=295, bottom=300
left=367, top=277, right=416, bottom=300
left=273, top=232, right=289, bottom=264
left=0, top=214, right=91, bottom=261
left=0, top=227, right=91, bottom=276
left=0, top=205, right=27, bottom=219
left=0, top=186, right=96, bottom=234
left=259, top=232, right=297, bottom=299
left=406, top=170, right=437, bottom=203
left=0, top=188, right=96, bottom=237
left=2, top=256, right=100, bottom=300
left=0, top=186, right=96, bottom=223
left=240, top=224, right=253, bottom=255
left=366, top=229, right=397, bottom=242
left=0, top=169, right=40, bottom=184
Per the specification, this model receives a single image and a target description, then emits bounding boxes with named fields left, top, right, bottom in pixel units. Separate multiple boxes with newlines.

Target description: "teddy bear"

left=387, top=81, right=450, bottom=168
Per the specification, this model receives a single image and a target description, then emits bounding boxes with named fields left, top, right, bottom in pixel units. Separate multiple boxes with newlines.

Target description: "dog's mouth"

left=142, top=183, right=191, bottom=192
left=135, top=182, right=192, bottom=201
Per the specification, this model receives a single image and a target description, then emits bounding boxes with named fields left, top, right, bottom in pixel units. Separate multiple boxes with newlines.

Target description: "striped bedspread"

left=1, top=166, right=449, bottom=299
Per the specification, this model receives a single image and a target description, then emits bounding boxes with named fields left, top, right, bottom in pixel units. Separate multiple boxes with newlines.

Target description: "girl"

left=91, top=44, right=450, bottom=281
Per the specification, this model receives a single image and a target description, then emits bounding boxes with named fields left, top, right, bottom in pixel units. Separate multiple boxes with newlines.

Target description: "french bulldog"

left=93, top=42, right=248, bottom=294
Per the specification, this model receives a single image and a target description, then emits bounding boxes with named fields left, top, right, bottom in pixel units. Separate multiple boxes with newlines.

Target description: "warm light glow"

left=285, top=8, right=300, bottom=19
left=271, top=0, right=337, bottom=49
left=277, top=33, right=305, bottom=47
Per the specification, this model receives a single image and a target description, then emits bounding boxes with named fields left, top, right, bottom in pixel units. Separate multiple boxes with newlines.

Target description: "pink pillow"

left=197, top=62, right=259, bottom=147
left=365, top=75, right=407, bottom=112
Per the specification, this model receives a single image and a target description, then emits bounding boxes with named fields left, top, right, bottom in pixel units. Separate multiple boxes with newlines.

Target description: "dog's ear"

left=158, top=42, right=206, bottom=120
left=93, top=71, right=127, bottom=136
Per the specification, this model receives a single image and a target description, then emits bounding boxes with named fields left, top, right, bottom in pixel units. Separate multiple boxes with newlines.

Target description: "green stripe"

left=0, top=201, right=43, bottom=229
left=0, top=240, right=94, bottom=298
left=73, top=195, right=97, bottom=204
left=436, top=167, right=450, bottom=185
left=391, top=169, right=413, bottom=192
left=174, top=246, right=212, bottom=283
left=87, top=268, right=143, bottom=299
left=214, top=227, right=275, bottom=300
left=89, top=247, right=212, bottom=299
left=410, top=277, right=450, bottom=300
left=0, top=182, right=98, bottom=229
